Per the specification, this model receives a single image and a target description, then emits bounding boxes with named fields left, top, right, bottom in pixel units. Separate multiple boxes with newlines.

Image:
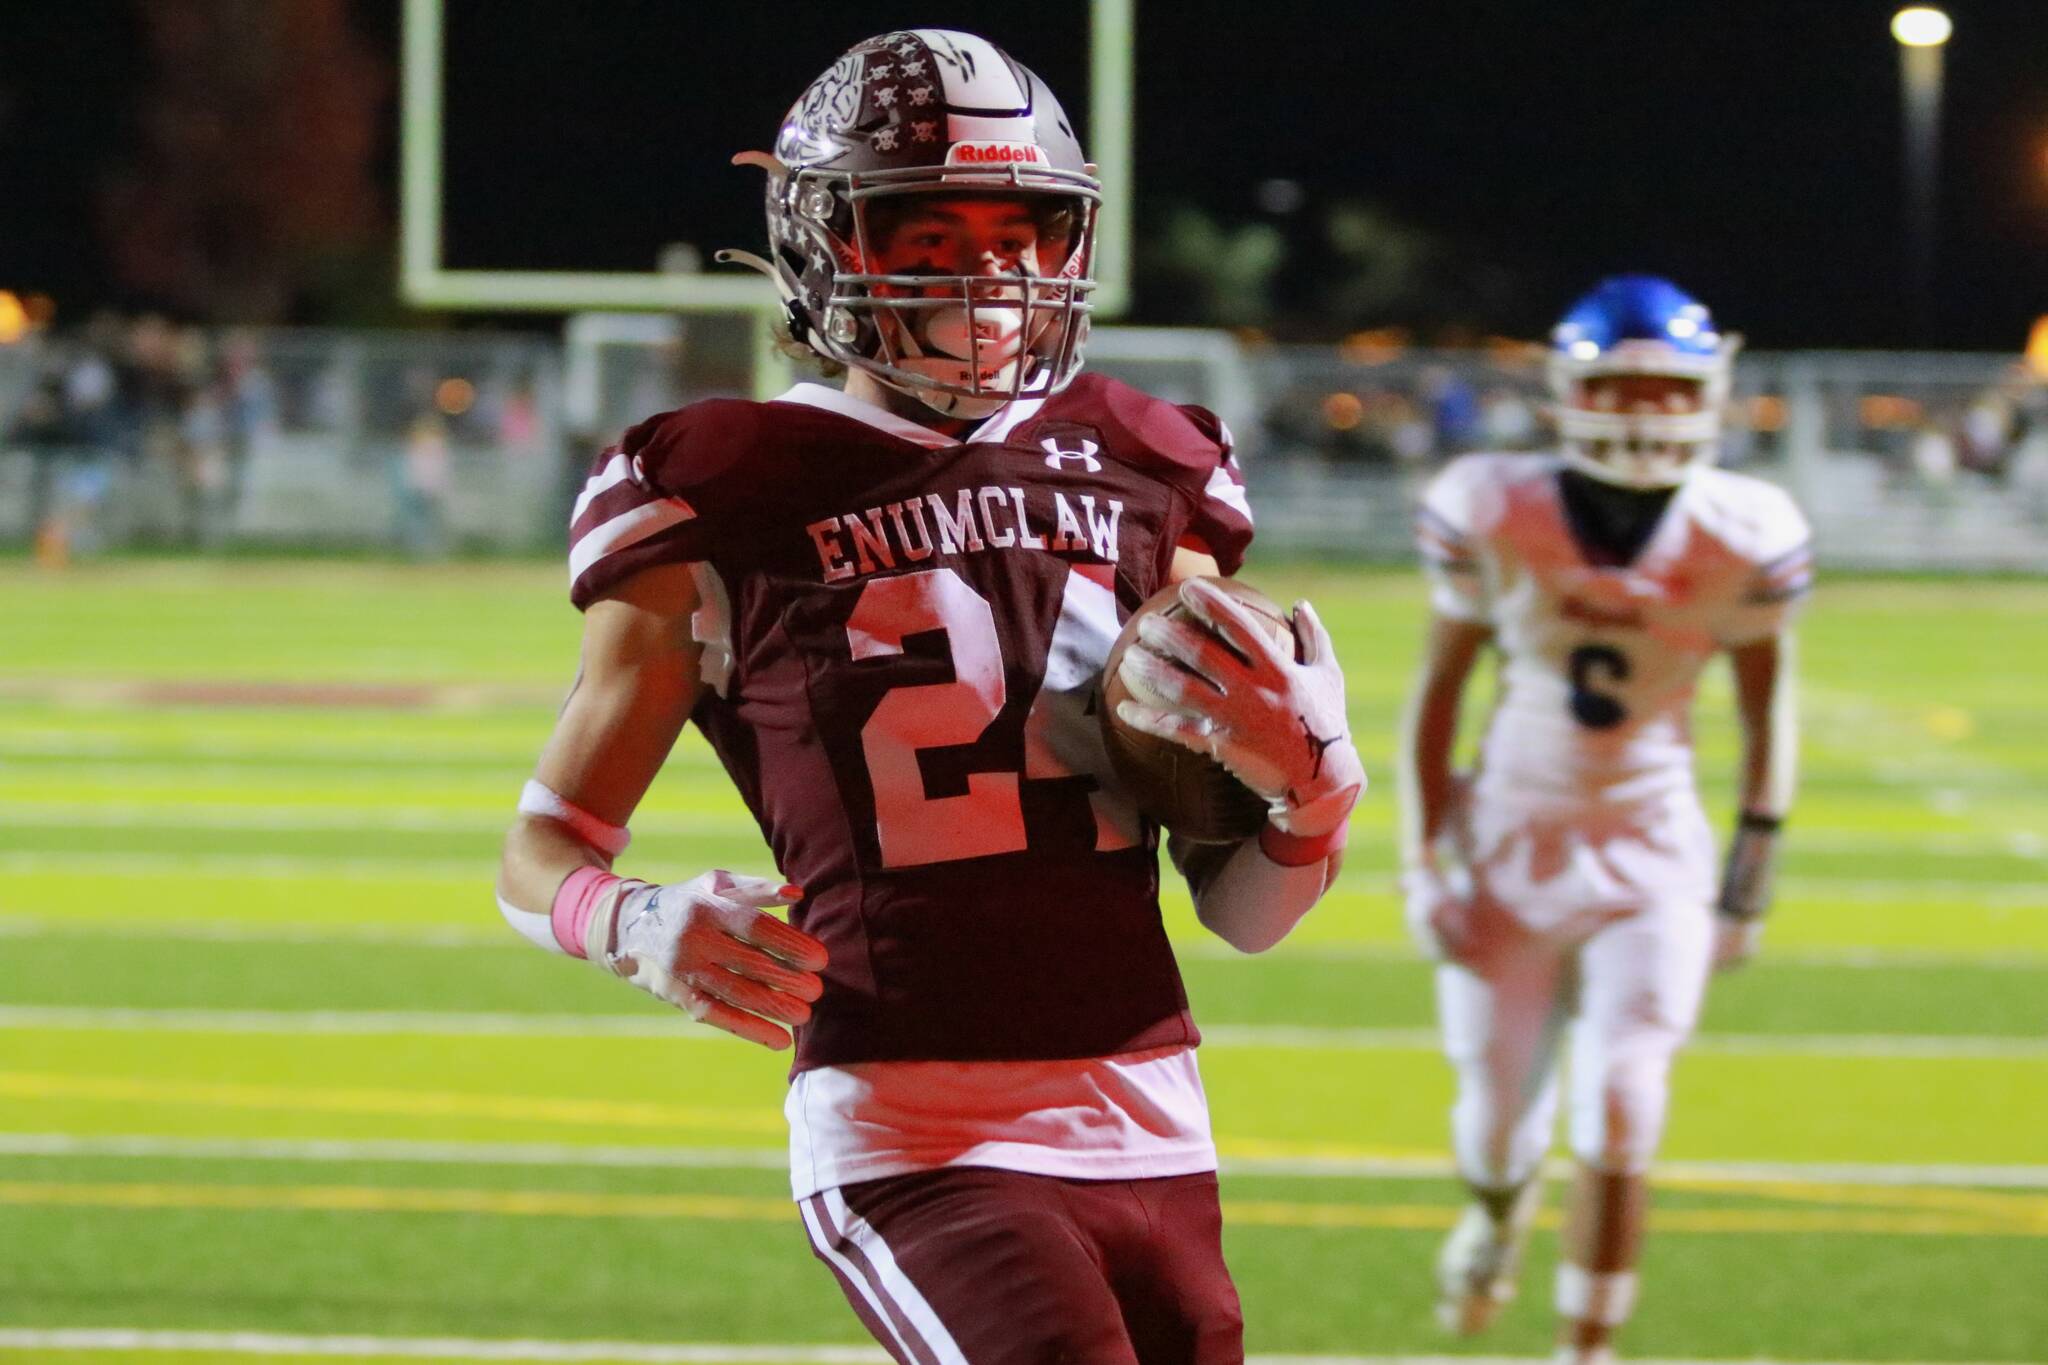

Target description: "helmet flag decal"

left=732, top=29, right=1102, bottom=420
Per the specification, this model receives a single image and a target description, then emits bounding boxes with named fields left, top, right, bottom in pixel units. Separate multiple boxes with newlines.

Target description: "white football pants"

left=1436, top=903, right=1713, bottom=1185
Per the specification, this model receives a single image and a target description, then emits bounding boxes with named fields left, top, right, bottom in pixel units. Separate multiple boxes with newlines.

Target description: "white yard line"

left=1188, top=940, right=2048, bottom=971
left=1793, top=829, right=2046, bottom=860
left=1648, top=1156, right=2048, bottom=1192
left=0, top=1133, right=786, bottom=1172
left=1, top=1006, right=2042, bottom=1059
left=0, top=763, right=531, bottom=785
left=0, top=919, right=513, bottom=947
left=0, top=1007, right=697, bottom=1038
left=1197, top=1022, right=2048, bottom=1060
left=1772, top=880, right=2048, bottom=908
left=0, top=735, right=542, bottom=762
left=5, top=797, right=2040, bottom=858
left=5, top=850, right=2043, bottom=906
left=1718, top=945, right=2048, bottom=970
left=5, top=916, right=2043, bottom=970
left=0, top=802, right=760, bottom=837
left=4, top=1132, right=2046, bottom=1191
left=1674, top=1033, right=2048, bottom=1059
left=0, top=1332, right=898, bottom=1363
left=0, top=1332, right=2029, bottom=1365
left=0, top=852, right=490, bottom=881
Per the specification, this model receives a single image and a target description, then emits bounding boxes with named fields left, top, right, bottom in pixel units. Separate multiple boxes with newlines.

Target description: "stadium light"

left=1890, top=7, right=1952, bottom=47
left=0, top=292, right=27, bottom=344
left=1892, top=7, right=1951, bottom=331
left=2026, top=316, right=2048, bottom=380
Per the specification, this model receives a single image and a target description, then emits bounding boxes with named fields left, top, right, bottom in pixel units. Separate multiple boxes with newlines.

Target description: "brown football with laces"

left=1099, top=576, right=1295, bottom=843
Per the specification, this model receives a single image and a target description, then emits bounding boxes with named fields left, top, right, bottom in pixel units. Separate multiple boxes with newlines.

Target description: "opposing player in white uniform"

left=1400, top=277, right=1811, bottom=1364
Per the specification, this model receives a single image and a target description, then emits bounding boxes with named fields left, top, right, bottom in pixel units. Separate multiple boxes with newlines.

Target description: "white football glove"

left=1713, top=917, right=1765, bottom=972
left=1402, top=863, right=1484, bottom=966
left=594, top=871, right=826, bottom=1050
left=1115, top=578, right=1366, bottom=839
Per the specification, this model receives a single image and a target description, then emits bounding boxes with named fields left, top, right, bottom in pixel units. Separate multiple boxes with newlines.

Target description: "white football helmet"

left=1547, top=275, right=1740, bottom=488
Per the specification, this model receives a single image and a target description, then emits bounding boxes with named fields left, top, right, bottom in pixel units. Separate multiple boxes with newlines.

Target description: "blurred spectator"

left=181, top=378, right=232, bottom=546
left=1911, top=422, right=1958, bottom=487
left=395, top=410, right=452, bottom=557
left=219, top=329, right=278, bottom=499
left=497, top=380, right=542, bottom=453
left=1955, top=374, right=2037, bottom=480
left=1383, top=392, right=1435, bottom=466
left=1419, top=365, right=1481, bottom=453
left=2008, top=376, right=2048, bottom=522
left=1480, top=386, right=1539, bottom=449
left=62, top=338, right=120, bottom=449
left=16, top=335, right=129, bottom=559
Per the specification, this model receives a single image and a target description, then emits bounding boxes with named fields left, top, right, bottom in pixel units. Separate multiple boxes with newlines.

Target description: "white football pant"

left=1437, top=903, right=1713, bottom=1184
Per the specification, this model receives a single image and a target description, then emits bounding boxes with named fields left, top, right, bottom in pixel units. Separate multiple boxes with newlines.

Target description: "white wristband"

left=518, top=779, right=631, bottom=858
left=495, top=894, right=559, bottom=952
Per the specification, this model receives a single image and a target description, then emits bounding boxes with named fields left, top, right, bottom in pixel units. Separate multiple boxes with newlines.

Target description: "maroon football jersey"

left=567, top=374, right=1255, bottom=1070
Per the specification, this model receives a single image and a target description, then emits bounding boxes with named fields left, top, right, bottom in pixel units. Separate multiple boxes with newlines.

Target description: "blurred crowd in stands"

left=1898, top=375, right=2048, bottom=487
left=1263, top=364, right=1545, bottom=467
left=0, top=314, right=548, bottom=558
left=6, top=312, right=271, bottom=553
left=1259, top=356, right=2048, bottom=495
left=4, top=316, right=2047, bottom=560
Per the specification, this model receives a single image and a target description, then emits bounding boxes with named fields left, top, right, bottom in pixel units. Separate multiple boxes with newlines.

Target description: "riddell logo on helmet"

left=947, top=142, right=1047, bottom=166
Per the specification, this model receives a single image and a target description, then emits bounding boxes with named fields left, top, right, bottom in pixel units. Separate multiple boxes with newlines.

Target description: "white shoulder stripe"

left=1415, top=504, right=1469, bottom=546
left=1204, top=463, right=1253, bottom=522
left=570, top=453, right=635, bottom=525
left=568, top=498, right=697, bottom=584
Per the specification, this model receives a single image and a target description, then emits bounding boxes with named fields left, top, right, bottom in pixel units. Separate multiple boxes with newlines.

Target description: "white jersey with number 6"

left=1417, top=451, right=1811, bottom=812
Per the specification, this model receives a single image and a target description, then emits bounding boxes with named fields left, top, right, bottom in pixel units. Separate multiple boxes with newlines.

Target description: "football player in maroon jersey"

left=495, top=30, right=1364, bottom=1362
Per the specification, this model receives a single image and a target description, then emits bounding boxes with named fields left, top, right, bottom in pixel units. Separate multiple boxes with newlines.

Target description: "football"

left=1099, top=576, right=1296, bottom=843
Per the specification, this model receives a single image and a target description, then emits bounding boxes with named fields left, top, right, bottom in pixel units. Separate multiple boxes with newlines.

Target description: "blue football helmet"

left=1547, top=275, right=1740, bottom=487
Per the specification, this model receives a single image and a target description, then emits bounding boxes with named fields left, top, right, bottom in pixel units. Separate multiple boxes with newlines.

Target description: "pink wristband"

left=551, top=866, right=622, bottom=958
left=1259, top=818, right=1349, bottom=868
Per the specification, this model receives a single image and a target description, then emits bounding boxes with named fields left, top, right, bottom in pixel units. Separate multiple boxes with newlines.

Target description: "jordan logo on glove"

left=1299, top=715, right=1340, bottom=781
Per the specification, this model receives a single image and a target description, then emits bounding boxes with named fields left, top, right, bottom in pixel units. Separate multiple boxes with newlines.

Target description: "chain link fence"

left=0, top=328, right=562, bottom=555
left=1226, top=343, right=2048, bottom=571
left=3, top=324, right=2043, bottom=570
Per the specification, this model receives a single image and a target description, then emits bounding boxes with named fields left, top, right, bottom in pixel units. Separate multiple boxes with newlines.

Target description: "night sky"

left=4, top=0, right=2045, bottom=348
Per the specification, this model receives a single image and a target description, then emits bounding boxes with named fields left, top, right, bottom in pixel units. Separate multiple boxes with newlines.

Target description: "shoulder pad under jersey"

left=1032, top=374, right=1254, bottom=571
left=1689, top=469, right=1812, bottom=566
left=1418, top=451, right=1547, bottom=543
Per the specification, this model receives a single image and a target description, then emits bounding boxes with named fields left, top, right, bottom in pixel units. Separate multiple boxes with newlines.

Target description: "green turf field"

left=1, top=561, right=2044, bottom=1365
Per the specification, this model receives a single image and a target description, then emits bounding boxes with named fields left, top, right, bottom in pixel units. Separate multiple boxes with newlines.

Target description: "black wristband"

left=1719, top=815, right=1781, bottom=922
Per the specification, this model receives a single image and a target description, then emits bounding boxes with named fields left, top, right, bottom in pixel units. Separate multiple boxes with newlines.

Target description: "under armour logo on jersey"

left=1042, top=436, right=1102, bottom=473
